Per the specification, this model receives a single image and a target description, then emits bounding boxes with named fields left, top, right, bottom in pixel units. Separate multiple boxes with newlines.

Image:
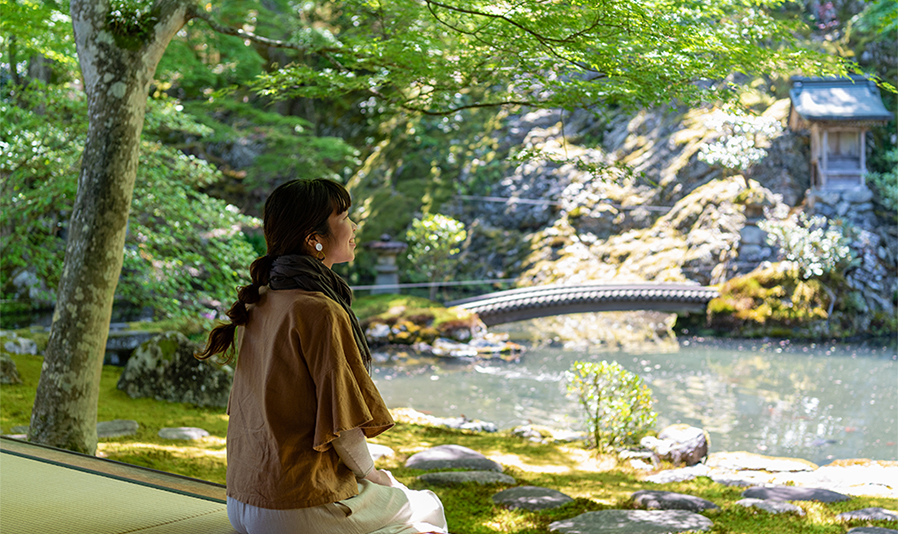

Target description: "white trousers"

left=227, top=478, right=448, bottom=534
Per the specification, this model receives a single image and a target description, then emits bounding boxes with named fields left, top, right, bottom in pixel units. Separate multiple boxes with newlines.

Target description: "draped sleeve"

left=296, top=300, right=394, bottom=452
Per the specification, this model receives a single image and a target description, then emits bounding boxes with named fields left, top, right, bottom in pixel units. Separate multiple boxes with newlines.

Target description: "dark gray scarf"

left=269, top=254, right=371, bottom=372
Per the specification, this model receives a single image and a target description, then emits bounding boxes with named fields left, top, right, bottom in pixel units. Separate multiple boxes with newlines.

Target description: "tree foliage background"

left=1, top=0, right=893, bottom=325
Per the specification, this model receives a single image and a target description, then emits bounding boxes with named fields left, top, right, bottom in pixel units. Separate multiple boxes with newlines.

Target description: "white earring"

left=315, top=243, right=323, bottom=251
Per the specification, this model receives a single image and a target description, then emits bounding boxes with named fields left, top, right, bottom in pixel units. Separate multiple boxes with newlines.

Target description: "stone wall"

left=810, top=186, right=897, bottom=321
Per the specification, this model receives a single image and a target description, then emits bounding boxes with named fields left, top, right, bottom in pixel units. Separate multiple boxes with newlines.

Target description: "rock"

left=116, top=332, right=233, bottom=408
left=431, top=338, right=479, bottom=358
left=740, top=225, right=767, bottom=245
left=644, top=463, right=711, bottom=484
left=735, top=498, right=805, bottom=516
left=706, top=452, right=817, bottom=472
left=836, top=508, right=898, bottom=521
left=843, top=187, right=875, bottom=204
left=641, top=424, right=708, bottom=466
left=709, top=475, right=754, bottom=487
left=618, top=449, right=660, bottom=469
left=368, top=443, right=395, bottom=461
left=158, top=427, right=209, bottom=440
left=513, top=425, right=546, bottom=441
left=492, top=486, right=574, bottom=510
left=548, top=510, right=713, bottom=534
left=390, top=407, right=498, bottom=433
left=405, top=444, right=503, bottom=472
left=418, top=471, right=515, bottom=487
left=742, top=485, right=850, bottom=503
left=846, top=529, right=898, bottom=534
left=0, top=353, right=22, bottom=385
left=365, top=323, right=391, bottom=341
left=105, top=330, right=157, bottom=365
left=96, top=419, right=139, bottom=439
left=631, top=490, right=719, bottom=512
left=3, top=334, right=37, bottom=355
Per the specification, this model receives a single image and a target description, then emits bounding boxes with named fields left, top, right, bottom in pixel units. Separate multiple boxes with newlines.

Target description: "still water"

left=372, top=334, right=898, bottom=466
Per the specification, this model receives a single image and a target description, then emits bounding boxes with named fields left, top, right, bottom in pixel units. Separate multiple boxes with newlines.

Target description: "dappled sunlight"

left=486, top=448, right=618, bottom=474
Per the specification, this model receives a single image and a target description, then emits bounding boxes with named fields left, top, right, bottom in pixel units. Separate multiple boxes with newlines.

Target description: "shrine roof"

left=790, top=76, right=892, bottom=123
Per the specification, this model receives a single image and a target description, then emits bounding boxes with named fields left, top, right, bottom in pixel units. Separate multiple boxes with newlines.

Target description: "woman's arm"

left=331, top=427, right=395, bottom=486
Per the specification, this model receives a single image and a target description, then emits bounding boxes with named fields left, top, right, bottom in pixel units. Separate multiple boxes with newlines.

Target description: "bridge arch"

left=445, top=283, right=719, bottom=326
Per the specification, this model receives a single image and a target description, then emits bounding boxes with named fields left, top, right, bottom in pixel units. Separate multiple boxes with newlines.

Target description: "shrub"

left=565, top=360, right=657, bottom=453
left=865, top=148, right=898, bottom=215
left=758, top=211, right=855, bottom=280
left=0, top=86, right=259, bottom=319
left=698, top=110, right=783, bottom=176
left=405, top=213, right=467, bottom=300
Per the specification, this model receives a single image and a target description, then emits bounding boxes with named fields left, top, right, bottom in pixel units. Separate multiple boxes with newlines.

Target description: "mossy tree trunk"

left=28, top=0, right=190, bottom=454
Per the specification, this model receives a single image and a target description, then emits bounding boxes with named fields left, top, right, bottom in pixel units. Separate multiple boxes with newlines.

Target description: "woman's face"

left=318, top=209, right=357, bottom=268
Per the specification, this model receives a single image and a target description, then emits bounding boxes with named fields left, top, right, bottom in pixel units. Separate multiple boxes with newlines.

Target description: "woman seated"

left=198, top=178, right=448, bottom=534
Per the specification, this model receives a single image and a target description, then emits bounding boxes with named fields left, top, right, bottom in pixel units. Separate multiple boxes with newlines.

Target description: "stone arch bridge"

left=445, top=283, right=720, bottom=326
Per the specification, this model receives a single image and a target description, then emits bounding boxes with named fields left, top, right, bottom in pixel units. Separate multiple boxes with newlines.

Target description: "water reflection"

left=372, top=335, right=897, bottom=465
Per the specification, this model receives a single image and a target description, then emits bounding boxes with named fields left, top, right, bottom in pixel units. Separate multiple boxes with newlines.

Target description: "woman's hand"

left=363, top=468, right=395, bottom=487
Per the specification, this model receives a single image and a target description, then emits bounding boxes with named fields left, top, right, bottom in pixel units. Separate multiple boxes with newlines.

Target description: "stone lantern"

left=365, top=234, right=408, bottom=295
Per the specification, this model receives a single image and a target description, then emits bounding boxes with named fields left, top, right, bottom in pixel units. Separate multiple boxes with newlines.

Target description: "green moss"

left=707, top=263, right=855, bottom=338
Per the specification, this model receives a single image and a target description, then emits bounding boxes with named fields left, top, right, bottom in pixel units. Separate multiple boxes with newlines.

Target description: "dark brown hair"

left=196, top=178, right=351, bottom=361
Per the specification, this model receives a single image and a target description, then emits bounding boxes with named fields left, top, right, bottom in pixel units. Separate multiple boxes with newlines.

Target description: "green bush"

left=405, top=213, right=467, bottom=300
left=865, top=148, right=898, bottom=215
left=758, top=211, right=855, bottom=280
left=0, top=85, right=259, bottom=319
left=565, top=360, right=657, bottom=454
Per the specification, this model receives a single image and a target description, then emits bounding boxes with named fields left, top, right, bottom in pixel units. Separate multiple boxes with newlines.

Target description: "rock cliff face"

left=352, top=98, right=896, bottom=339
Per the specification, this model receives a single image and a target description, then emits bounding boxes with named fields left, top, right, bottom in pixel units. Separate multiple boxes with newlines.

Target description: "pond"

left=372, top=329, right=898, bottom=466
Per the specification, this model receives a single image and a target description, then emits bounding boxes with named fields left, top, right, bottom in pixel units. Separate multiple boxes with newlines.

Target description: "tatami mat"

left=0, top=450, right=236, bottom=534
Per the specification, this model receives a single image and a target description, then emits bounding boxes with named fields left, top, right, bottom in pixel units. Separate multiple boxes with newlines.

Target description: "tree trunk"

left=29, top=0, right=189, bottom=454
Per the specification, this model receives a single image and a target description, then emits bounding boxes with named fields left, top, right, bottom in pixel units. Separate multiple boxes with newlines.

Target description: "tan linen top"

left=226, top=288, right=394, bottom=510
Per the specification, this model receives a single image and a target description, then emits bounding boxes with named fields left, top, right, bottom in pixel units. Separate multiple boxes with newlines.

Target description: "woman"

left=198, top=178, right=448, bottom=534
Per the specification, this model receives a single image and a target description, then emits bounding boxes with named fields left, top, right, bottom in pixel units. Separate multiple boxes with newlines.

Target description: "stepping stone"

left=736, top=498, right=805, bottom=516
left=707, top=452, right=817, bottom=472
left=368, top=443, right=395, bottom=461
left=492, top=486, right=573, bottom=511
left=158, top=427, right=209, bottom=440
left=405, top=444, right=503, bottom=472
left=846, top=528, right=898, bottom=534
left=644, top=464, right=710, bottom=484
left=742, top=485, right=850, bottom=503
left=837, top=508, right=898, bottom=521
left=97, top=419, right=139, bottom=439
left=418, top=471, right=515, bottom=487
left=549, top=510, right=713, bottom=533
left=709, top=475, right=753, bottom=487
left=631, top=490, right=719, bottom=512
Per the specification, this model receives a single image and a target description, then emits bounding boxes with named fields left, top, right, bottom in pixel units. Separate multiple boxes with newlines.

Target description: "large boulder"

left=641, top=424, right=709, bottom=466
left=117, top=332, right=232, bottom=408
left=0, top=353, right=22, bottom=385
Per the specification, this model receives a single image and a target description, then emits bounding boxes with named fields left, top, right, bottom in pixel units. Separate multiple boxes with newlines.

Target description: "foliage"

left=0, top=85, right=259, bottom=319
left=854, top=0, right=898, bottom=38
left=758, top=210, right=855, bottom=280
left=0, top=0, right=77, bottom=78
left=565, top=360, right=657, bottom=454
left=180, top=99, right=359, bottom=198
left=865, top=148, right=898, bottom=215
left=249, top=0, right=850, bottom=116
left=405, top=213, right=467, bottom=300
left=705, top=263, right=869, bottom=338
left=698, top=110, right=784, bottom=174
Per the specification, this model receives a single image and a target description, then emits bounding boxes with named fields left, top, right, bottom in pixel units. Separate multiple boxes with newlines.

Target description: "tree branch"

left=188, top=6, right=337, bottom=54
left=401, top=99, right=540, bottom=116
